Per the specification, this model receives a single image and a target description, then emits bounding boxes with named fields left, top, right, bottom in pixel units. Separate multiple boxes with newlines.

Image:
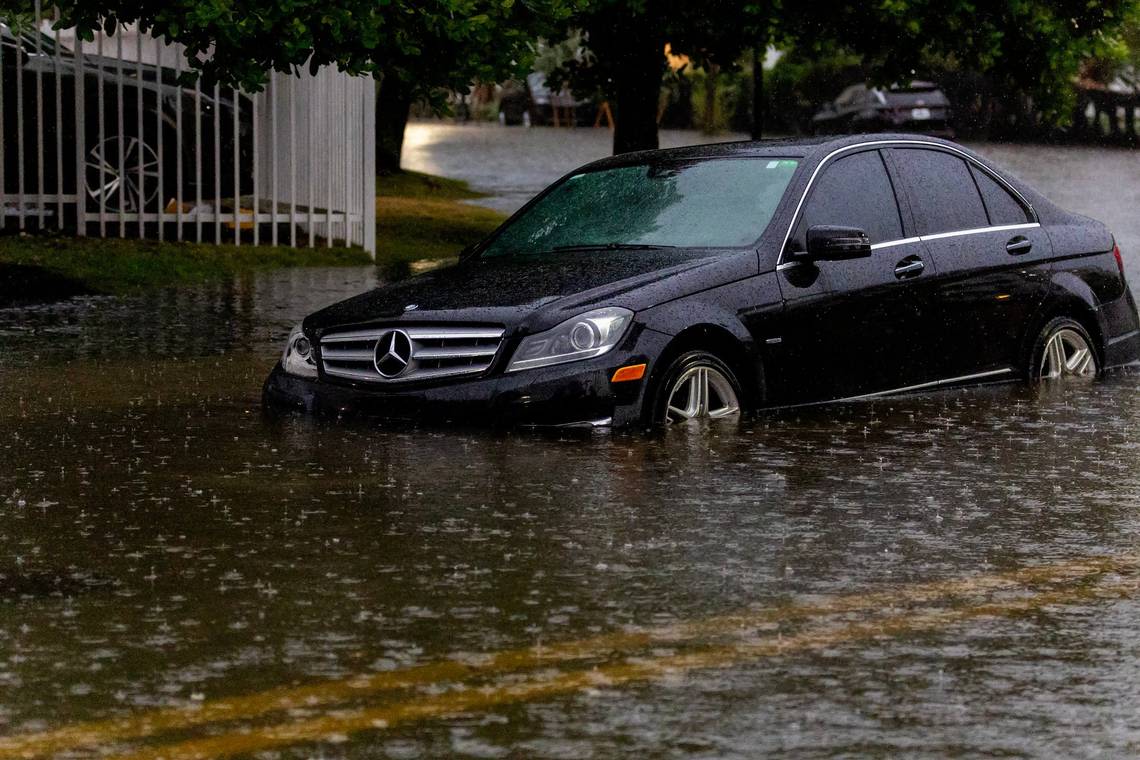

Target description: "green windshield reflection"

left=481, top=158, right=799, bottom=256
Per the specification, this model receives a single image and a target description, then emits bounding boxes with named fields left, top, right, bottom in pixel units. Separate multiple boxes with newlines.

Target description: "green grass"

left=0, top=171, right=507, bottom=297
left=0, top=236, right=371, bottom=294
left=376, top=171, right=506, bottom=263
left=376, top=170, right=487, bottom=201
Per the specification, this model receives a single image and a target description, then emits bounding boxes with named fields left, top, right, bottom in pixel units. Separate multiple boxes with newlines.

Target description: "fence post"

left=363, top=77, right=376, bottom=258
left=34, top=0, right=45, bottom=230
left=53, top=7, right=64, bottom=227
left=1, top=18, right=7, bottom=233
left=73, top=13, right=86, bottom=235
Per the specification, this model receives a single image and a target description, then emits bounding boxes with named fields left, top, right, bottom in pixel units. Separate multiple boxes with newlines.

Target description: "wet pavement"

left=2, top=126, right=1140, bottom=758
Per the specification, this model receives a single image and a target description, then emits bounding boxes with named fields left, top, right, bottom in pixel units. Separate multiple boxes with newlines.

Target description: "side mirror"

left=803, top=225, right=872, bottom=261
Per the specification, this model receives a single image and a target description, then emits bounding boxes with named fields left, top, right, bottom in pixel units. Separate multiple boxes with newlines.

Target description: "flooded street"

left=3, top=125, right=1140, bottom=757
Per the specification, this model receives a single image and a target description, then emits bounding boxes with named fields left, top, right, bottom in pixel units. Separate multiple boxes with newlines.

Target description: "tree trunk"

left=750, top=46, right=765, bottom=140
left=703, top=63, right=720, bottom=134
left=612, top=31, right=664, bottom=155
left=376, top=72, right=412, bottom=174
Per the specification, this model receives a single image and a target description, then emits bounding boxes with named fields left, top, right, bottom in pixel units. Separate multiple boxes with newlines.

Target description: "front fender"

left=637, top=273, right=780, bottom=341
left=636, top=273, right=783, bottom=406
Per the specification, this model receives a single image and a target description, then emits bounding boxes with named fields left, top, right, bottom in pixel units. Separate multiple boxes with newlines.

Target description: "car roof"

left=586, top=133, right=965, bottom=169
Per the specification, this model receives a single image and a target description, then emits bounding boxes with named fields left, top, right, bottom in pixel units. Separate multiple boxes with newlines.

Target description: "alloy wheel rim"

left=85, top=136, right=161, bottom=213
left=665, top=365, right=740, bottom=423
left=1039, top=328, right=1097, bottom=380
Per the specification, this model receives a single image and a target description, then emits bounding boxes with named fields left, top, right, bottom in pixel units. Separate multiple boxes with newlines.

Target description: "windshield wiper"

left=550, top=242, right=676, bottom=253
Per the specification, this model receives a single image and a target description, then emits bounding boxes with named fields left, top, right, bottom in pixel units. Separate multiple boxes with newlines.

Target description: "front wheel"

left=650, top=350, right=743, bottom=425
left=1031, top=317, right=1098, bottom=382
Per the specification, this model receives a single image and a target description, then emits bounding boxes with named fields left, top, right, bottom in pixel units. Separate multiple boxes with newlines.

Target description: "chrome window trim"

left=776, top=139, right=1038, bottom=266
left=920, top=222, right=1039, bottom=242
left=869, top=236, right=922, bottom=251
left=775, top=222, right=1040, bottom=266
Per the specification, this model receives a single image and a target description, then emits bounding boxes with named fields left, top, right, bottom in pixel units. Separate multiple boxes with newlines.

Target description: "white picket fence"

left=0, top=5, right=376, bottom=255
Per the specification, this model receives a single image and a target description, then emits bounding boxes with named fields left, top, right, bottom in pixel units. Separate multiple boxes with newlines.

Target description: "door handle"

left=894, top=256, right=925, bottom=279
left=1006, top=236, right=1033, bottom=255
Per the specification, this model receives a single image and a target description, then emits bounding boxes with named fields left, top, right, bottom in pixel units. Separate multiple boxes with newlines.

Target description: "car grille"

left=319, top=325, right=505, bottom=384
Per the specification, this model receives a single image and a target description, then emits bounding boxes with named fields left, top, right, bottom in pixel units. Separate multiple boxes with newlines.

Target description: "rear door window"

left=794, top=150, right=903, bottom=248
left=891, top=148, right=988, bottom=235
left=968, top=164, right=1031, bottom=226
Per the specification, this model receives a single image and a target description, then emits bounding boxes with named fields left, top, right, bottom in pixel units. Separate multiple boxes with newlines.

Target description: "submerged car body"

left=264, top=134, right=1140, bottom=428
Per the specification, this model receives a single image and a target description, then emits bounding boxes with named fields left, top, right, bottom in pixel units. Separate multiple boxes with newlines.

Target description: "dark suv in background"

left=812, top=81, right=953, bottom=137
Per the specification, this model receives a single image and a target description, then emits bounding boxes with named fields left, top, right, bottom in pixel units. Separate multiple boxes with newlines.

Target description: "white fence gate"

left=0, top=4, right=376, bottom=255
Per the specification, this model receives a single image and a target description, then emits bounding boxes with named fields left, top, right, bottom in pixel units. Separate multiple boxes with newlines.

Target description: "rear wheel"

left=651, top=350, right=743, bottom=425
left=1031, top=317, right=1098, bottom=382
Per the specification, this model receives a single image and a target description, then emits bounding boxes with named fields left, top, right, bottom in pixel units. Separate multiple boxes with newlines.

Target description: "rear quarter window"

left=968, top=164, right=1031, bottom=226
left=891, top=148, right=988, bottom=235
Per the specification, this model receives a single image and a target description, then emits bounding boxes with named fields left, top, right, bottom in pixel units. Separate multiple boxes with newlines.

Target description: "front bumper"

left=262, top=328, right=671, bottom=429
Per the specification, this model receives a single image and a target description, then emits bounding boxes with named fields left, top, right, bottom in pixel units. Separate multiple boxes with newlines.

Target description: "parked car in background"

left=812, top=81, right=953, bottom=137
left=496, top=79, right=531, bottom=126
left=498, top=72, right=596, bottom=127
left=265, top=134, right=1139, bottom=429
left=1, top=22, right=250, bottom=216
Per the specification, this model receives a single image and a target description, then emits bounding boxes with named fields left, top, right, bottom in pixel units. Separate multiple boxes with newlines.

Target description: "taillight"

left=1113, top=243, right=1125, bottom=277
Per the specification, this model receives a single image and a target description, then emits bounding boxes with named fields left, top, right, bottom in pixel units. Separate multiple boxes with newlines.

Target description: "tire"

left=647, top=350, right=745, bottom=426
left=1029, top=316, right=1099, bottom=382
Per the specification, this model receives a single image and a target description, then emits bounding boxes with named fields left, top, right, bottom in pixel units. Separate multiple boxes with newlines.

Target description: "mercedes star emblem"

left=373, top=329, right=413, bottom=378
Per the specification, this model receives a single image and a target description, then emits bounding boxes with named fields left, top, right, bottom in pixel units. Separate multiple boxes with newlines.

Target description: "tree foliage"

left=553, top=0, right=1140, bottom=150
left=0, top=0, right=573, bottom=95
left=797, top=0, right=1138, bottom=125
left=546, top=0, right=758, bottom=152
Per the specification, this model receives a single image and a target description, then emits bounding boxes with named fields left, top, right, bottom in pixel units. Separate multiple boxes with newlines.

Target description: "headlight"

left=281, top=323, right=317, bottom=378
left=507, top=307, right=632, bottom=372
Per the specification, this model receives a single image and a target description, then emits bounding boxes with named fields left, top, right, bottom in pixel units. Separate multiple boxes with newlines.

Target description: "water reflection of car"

left=812, top=81, right=953, bottom=137
left=265, top=134, right=1140, bottom=429
left=1, top=23, right=250, bottom=215
left=498, top=72, right=595, bottom=127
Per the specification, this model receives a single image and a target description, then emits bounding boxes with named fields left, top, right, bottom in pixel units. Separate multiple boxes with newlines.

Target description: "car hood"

left=304, top=249, right=733, bottom=335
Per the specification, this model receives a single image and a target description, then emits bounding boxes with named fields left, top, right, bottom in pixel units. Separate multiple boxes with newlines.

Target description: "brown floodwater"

left=1, top=126, right=1140, bottom=758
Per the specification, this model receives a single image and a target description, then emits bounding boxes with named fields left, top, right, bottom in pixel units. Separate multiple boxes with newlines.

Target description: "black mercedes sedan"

left=264, top=134, right=1140, bottom=428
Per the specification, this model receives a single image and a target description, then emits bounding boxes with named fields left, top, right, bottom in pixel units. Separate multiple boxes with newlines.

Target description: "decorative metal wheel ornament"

left=85, top=135, right=161, bottom=213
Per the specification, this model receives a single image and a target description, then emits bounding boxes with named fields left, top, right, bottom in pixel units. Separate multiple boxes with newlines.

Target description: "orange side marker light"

left=611, top=363, right=647, bottom=383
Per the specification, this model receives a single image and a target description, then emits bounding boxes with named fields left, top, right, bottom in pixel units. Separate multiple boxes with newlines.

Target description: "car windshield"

left=0, top=23, right=66, bottom=56
left=480, top=157, right=799, bottom=257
